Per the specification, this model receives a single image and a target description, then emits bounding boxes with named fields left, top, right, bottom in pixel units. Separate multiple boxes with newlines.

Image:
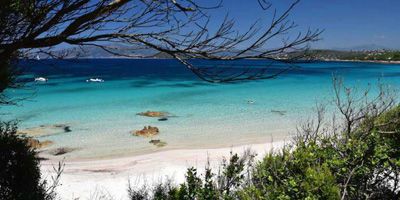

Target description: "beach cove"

left=3, top=59, right=400, bottom=198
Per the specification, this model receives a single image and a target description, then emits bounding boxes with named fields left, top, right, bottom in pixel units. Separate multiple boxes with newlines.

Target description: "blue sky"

left=210, top=0, right=400, bottom=49
left=56, top=0, right=400, bottom=51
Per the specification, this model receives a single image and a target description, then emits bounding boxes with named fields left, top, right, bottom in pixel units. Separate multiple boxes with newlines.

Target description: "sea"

left=1, top=59, right=400, bottom=159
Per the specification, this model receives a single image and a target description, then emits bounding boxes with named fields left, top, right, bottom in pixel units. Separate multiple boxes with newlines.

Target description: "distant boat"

left=86, top=78, right=104, bottom=82
left=36, top=55, right=40, bottom=60
left=34, top=77, right=48, bottom=82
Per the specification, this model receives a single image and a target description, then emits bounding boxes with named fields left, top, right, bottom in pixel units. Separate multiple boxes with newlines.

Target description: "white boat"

left=34, top=77, right=48, bottom=82
left=86, top=78, right=104, bottom=82
left=36, top=55, right=40, bottom=60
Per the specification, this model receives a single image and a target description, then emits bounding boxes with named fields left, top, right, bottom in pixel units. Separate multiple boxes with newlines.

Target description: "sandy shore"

left=41, top=140, right=287, bottom=200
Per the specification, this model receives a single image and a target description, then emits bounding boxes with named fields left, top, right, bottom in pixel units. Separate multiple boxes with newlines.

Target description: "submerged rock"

left=132, top=126, right=159, bottom=137
left=271, top=110, right=287, bottom=116
left=63, top=126, right=72, bottom=132
left=149, top=139, right=167, bottom=147
left=18, top=124, right=71, bottom=137
left=52, top=124, right=68, bottom=128
left=158, top=117, right=168, bottom=121
left=27, top=138, right=54, bottom=149
left=48, top=147, right=76, bottom=156
left=137, top=111, right=169, bottom=118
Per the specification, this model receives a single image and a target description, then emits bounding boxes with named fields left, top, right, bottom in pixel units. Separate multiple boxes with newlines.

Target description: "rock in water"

left=137, top=111, right=169, bottom=117
left=18, top=124, right=71, bottom=137
left=132, top=126, right=159, bottom=137
left=271, top=110, right=287, bottom=116
left=149, top=139, right=167, bottom=147
left=158, top=117, right=168, bottom=121
left=63, top=126, right=72, bottom=132
left=49, top=147, right=75, bottom=156
left=27, top=138, right=53, bottom=149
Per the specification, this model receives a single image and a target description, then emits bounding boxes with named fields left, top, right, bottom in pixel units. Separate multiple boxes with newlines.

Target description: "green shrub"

left=250, top=145, right=340, bottom=200
left=0, top=122, right=47, bottom=200
left=0, top=121, right=61, bottom=200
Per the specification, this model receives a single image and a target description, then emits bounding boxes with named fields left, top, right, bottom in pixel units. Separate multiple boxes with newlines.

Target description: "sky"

left=54, top=0, right=400, bottom=51
left=209, top=0, right=400, bottom=50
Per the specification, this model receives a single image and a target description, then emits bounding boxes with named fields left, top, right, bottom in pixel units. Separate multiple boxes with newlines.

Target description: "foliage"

left=246, top=79, right=400, bottom=199
left=0, top=122, right=46, bottom=199
left=357, top=51, right=400, bottom=61
left=0, top=121, right=61, bottom=200
left=249, top=146, right=340, bottom=200
left=248, top=105, right=400, bottom=199
left=127, top=151, right=255, bottom=200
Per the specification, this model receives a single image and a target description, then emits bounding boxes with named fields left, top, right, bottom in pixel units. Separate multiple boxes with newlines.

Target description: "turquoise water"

left=2, top=59, right=400, bottom=159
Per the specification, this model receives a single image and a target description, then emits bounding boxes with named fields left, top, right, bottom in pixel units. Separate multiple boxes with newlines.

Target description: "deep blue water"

left=2, top=59, right=400, bottom=159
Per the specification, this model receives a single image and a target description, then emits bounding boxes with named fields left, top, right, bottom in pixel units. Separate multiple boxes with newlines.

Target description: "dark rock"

left=271, top=110, right=287, bottom=116
left=149, top=139, right=167, bottom=147
left=64, top=126, right=72, bottom=132
left=49, top=147, right=75, bottom=156
left=149, top=139, right=161, bottom=143
left=158, top=117, right=168, bottom=121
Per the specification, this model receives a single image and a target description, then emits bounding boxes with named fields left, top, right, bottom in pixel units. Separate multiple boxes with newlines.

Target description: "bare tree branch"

left=0, top=0, right=321, bottom=85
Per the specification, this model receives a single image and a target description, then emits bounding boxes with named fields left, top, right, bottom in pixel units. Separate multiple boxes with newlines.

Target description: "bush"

left=0, top=122, right=46, bottom=199
left=248, top=106, right=400, bottom=199
left=0, top=122, right=60, bottom=200
left=250, top=146, right=340, bottom=199
left=127, top=151, right=255, bottom=200
left=247, top=79, right=400, bottom=199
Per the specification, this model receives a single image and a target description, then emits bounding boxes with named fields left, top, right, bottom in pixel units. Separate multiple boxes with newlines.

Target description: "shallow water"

left=2, top=59, right=400, bottom=159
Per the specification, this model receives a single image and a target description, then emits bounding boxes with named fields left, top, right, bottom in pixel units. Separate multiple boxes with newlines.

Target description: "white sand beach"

left=41, top=141, right=287, bottom=200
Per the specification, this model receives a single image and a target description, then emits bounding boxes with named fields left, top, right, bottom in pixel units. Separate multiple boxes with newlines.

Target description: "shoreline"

left=41, top=140, right=287, bottom=199
left=40, top=132, right=290, bottom=162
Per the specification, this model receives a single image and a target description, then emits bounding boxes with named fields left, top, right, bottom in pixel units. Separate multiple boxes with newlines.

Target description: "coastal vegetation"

left=347, top=50, right=400, bottom=61
left=306, top=49, right=400, bottom=62
left=0, top=122, right=61, bottom=200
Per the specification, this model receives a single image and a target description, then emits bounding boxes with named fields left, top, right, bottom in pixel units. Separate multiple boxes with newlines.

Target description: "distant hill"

left=332, top=44, right=393, bottom=51
left=151, top=51, right=174, bottom=59
left=348, top=44, right=389, bottom=51
left=37, top=45, right=159, bottom=59
left=33, top=44, right=400, bottom=62
left=305, top=49, right=400, bottom=62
